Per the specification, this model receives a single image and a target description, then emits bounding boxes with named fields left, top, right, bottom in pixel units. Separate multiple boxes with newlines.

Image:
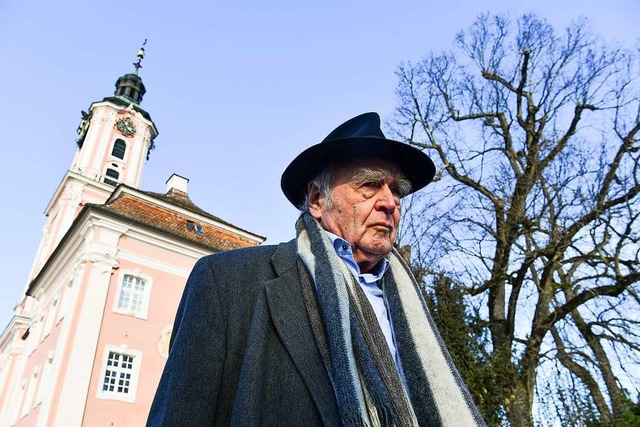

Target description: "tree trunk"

left=507, top=383, right=534, bottom=427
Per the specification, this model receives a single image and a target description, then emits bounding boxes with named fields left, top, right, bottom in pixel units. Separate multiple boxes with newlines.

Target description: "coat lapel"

left=264, top=241, right=339, bottom=425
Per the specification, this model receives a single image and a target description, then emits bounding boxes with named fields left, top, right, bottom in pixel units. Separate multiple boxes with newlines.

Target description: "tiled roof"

left=26, top=185, right=265, bottom=297
left=93, top=189, right=264, bottom=252
left=142, top=188, right=233, bottom=227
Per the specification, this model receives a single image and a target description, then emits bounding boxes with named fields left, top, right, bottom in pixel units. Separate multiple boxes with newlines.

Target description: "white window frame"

left=111, top=138, right=128, bottom=160
left=42, top=293, right=59, bottom=340
left=113, top=270, right=152, bottom=319
left=28, top=317, right=43, bottom=354
left=96, top=345, right=142, bottom=403
left=35, top=351, right=54, bottom=406
left=20, top=367, right=39, bottom=418
left=103, top=164, right=121, bottom=186
left=12, top=379, right=27, bottom=423
left=57, top=281, right=74, bottom=324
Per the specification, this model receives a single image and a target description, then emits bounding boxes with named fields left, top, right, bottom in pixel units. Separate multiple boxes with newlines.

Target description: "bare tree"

left=393, top=13, right=640, bottom=426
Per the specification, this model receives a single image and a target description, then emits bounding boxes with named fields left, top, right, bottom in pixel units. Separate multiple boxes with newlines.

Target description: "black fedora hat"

left=281, top=112, right=436, bottom=207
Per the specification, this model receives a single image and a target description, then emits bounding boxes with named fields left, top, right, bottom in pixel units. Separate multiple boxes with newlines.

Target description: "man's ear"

left=307, top=183, right=323, bottom=219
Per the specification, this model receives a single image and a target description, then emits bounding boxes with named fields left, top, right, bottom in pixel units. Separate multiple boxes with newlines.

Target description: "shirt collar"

left=324, top=231, right=390, bottom=283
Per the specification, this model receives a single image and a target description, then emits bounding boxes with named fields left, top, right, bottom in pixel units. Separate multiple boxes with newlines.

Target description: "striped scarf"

left=295, top=213, right=485, bottom=427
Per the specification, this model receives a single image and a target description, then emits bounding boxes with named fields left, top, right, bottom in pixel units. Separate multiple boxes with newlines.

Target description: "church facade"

left=0, top=48, right=264, bottom=426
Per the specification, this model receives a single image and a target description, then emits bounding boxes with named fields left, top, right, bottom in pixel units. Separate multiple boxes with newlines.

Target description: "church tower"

left=0, top=44, right=263, bottom=427
left=28, top=43, right=159, bottom=282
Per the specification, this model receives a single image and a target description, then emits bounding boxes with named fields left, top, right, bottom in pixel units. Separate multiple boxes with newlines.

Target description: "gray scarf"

left=295, top=213, right=485, bottom=427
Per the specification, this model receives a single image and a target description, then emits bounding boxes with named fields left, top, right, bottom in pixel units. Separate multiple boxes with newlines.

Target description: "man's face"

left=308, top=159, right=408, bottom=273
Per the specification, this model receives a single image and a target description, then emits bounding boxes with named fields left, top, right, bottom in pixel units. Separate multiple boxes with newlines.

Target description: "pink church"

left=0, top=48, right=265, bottom=426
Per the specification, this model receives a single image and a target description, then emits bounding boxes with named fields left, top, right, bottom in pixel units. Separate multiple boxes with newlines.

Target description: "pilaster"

left=52, top=234, right=120, bottom=427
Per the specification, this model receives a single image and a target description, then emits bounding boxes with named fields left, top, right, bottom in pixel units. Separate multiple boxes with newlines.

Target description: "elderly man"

left=147, top=113, right=484, bottom=426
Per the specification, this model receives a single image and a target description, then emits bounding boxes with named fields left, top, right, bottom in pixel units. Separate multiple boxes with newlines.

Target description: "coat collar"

left=270, top=239, right=298, bottom=276
left=264, top=240, right=339, bottom=425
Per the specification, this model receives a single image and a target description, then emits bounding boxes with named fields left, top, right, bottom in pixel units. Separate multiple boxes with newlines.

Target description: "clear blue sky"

left=0, top=0, right=637, bottom=329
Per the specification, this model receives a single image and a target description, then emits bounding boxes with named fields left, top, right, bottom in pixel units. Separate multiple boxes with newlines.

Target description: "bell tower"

left=71, top=40, right=157, bottom=189
left=27, top=42, right=159, bottom=282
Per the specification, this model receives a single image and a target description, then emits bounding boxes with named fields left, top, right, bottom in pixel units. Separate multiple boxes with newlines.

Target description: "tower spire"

left=133, top=39, right=147, bottom=76
left=113, top=40, right=148, bottom=104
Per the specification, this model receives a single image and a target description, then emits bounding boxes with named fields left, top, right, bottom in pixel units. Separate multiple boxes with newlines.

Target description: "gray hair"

left=298, top=163, right=412, bottom=212
left=298, top=168, right=334, bottom=212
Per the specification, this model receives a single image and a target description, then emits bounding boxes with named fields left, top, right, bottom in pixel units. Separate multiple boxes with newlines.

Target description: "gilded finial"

left=133, top=39, right=148, bottom=75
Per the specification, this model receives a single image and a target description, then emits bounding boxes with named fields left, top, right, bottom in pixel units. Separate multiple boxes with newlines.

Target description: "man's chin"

left=354, top=243, right=392, bottom=264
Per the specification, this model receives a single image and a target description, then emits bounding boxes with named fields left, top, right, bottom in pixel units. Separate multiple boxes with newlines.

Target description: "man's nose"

left=375, top=185, right=398, bottom=213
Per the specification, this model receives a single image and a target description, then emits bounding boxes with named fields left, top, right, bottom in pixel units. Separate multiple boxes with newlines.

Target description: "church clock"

left=116, top=117, right=136, bottom=136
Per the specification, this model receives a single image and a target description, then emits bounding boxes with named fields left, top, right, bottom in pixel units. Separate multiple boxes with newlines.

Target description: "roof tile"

left=94, top=190, right=262, bottom=251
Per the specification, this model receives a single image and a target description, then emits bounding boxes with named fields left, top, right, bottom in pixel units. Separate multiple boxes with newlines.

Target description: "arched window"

left=112, top=139, right=126, bottom=159
left=104, top=168, right=120, bottom=186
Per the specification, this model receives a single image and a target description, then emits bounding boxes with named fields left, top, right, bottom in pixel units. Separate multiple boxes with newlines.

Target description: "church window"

left=42, top=293, right=59, bottom=340
left=114, top=273, right=152, bottom=319
left=20, top=368, right=39, bottom=417
left=104, top=168, right=120, bottom=186
left=28, top=318, right=43, bottom=354
left=112, top=139, right=126, bottom=159
left=57, top=281, right=73, bottom=324
left=35, top=352, right=54, bottom=405
left=10, top=380, right=27, bottom=424
left=97, top=346, right=142, bottom=402
left=103, top=352, right=132, bottom=394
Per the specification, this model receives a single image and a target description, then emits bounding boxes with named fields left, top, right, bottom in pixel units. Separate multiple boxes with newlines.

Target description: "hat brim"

left=281, top=137, right=436, bottom=207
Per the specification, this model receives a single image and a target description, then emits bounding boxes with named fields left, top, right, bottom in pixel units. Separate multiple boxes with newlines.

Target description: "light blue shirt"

left=325, top=232, right=404, bottom=375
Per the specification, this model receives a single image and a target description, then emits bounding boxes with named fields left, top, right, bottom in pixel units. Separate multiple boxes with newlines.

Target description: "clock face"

left=116, top=117, right=136, bottom=136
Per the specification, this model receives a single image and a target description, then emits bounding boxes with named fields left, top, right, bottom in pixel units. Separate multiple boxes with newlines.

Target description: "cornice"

left=89, top=100, right=158, bottom=137
left=0, top=315, right=30, bottom=351
left=43, top=170, right=114, bottom=217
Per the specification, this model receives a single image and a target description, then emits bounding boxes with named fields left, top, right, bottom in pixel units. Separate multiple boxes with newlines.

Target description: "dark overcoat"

left=146, top=240, right=341, bottom=426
